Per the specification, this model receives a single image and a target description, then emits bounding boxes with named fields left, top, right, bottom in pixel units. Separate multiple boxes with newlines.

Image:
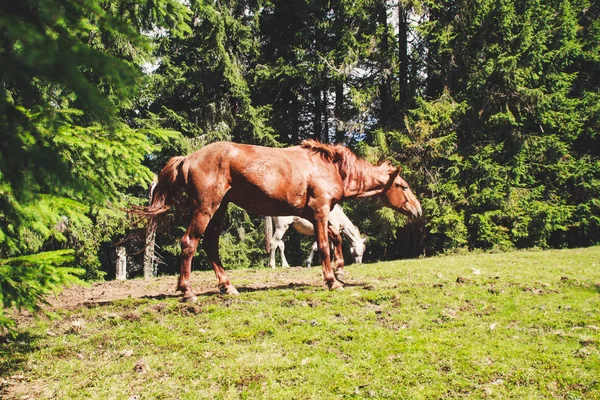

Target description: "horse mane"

left=300, top=139, right=370, bottom=192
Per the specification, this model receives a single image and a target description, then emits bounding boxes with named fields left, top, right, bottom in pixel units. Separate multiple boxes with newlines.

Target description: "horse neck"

left=341, top=221, right=362, bottom=244
left=344, top=162, right=390, bottom=199
left=331, top=205, right=362, bottom=243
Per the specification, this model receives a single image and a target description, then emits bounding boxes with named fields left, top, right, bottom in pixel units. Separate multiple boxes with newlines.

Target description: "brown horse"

left=142, top=140, right=421, bottom=301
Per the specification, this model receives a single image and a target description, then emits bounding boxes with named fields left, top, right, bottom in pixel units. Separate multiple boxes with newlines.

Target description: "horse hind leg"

left=269, top=224, right=290, bottom=268
left=203, top=201, right=239, bottom=295
left=278, top=241, right=290, bottom=267
left=178, top=212, right=212, bottom=302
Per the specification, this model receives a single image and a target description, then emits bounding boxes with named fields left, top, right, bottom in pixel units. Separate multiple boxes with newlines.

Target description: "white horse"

left=264, top=204, right=367, bottom=268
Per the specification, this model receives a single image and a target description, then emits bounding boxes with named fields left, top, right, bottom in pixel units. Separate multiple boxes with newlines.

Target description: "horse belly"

left=227, top=184, right=307, bottom=217
left=228, top=158, right=309, bottom=215
left=292, top=219, right=315, bottom=236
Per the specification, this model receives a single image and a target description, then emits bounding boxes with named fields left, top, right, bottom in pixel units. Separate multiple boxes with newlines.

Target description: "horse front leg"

left=328, top=225, right=345, bottom=279
left=314, top=215, right=343, bottom=290
left=306, top=242, right=318, bottom=267
left=178, top=212, right=211, bottom=302
left=203, top=201, right=239, bottom=295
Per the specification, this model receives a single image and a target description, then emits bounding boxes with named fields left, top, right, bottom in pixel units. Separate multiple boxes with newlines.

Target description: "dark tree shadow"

left=0, top=331, right=41, bottom=390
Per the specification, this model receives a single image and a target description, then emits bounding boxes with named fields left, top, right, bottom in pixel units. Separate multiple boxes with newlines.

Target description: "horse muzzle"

left=407, top=201, right=422, bottom=218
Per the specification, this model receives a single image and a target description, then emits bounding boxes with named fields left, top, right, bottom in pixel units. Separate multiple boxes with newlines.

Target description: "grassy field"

left=1, top=247, right=599, bottom=399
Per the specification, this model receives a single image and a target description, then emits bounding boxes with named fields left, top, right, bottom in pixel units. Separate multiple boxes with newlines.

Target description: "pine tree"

left=398, top=0, right=600, bottom=252
left=0, top=0, right=190, bottom=331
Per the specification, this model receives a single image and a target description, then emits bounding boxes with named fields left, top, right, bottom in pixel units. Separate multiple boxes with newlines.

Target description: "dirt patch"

left=48, top=276, right=185, bottom=310
left=44, top=267, right=324, bottom=311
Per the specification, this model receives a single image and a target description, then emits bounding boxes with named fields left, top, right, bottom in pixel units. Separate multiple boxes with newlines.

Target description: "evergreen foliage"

left=0, top=0, right=189, bottom=329
left=401, top=0, right=600, bottom=253
left=1, top=0, right=599, bottom=329
left=0, top=250, right=83, bottom=333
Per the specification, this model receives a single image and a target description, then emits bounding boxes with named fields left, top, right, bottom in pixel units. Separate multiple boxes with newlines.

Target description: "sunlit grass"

left=1, top=247, right=599, bottom=399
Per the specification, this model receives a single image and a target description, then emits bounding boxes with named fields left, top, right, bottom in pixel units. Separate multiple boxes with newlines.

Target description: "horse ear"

left=389, top=166, right=401, bottom=181
left=362, top=236, right=368, bottom=243
left=381, top=165, right=402, bottom=193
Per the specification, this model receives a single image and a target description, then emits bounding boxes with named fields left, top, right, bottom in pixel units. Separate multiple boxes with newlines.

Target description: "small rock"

left=121, top=349, right=134, bottom=357
left=134, top=359, right=150, bottom=373
left=68, top=319, right=85, bottom=333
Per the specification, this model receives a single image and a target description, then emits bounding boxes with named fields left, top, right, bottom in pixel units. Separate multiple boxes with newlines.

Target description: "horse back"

left=228, top=144, right=343, bottom=215
left=183, top=142, right=344, bottom=216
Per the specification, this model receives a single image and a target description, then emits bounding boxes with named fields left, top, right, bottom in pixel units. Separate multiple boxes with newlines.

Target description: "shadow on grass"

left=236, top=282, right=318, bottom=294
left=58, top=279, right=377, bottom=309
left=218, top=281, right=373, bottom=295
left=0, top=331, right=40, bottom=389
left=154, top=280, right=375, bottom=299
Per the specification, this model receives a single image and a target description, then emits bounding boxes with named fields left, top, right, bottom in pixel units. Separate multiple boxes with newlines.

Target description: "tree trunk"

left=116, top=246, right=127, bottom=281
left=143, top=227, right=156, bottom=279
left=143, top=179, right=157, bottom=279
left=333, top=3, right=346, bottom=144
left=291, top=90, right=299, bottom=144
left=313, top=84, right=322, bottom=139
left=377, top=0, right=392, bottom=128
left=322, top=88, right=329, bottom=142
left=398, top=3, right=409, bottom=114
left=335, top=82, right=345, bottom=143
left=426, top=5, right=443, bottom=98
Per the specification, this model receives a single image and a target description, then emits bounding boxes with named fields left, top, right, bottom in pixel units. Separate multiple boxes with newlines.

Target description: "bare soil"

left=45, top=267, right=324, bottom=311
left=47, top=275, right=186, bottom=309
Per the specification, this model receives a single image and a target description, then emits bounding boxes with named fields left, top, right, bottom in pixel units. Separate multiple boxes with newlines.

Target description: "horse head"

left=350, top=236, right=367, bottom=264
left=381, top=164, right=422, bottom=218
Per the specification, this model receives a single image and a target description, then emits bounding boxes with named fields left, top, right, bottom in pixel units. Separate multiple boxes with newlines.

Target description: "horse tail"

left=264, top=216, right=273, bottom=254
left=147, top=156, right=187, bottom=217
left=130, top=156, right=187, bottom=230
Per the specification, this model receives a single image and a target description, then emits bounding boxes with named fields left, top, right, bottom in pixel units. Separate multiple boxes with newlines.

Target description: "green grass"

left=2, top=247, right=599, bottom=399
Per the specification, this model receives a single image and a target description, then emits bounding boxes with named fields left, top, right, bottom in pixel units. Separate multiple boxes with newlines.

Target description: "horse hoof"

left=220, top=285, right=240, bottom=296
left=180, top=294, right=198, bottom=303
left=335, top=269, right=347, bottom=278
left=327, top=280, right=344, bottom=291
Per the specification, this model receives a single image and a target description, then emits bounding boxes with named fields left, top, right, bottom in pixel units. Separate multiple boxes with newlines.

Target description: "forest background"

left=1, top=0, right=598, bottom=329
